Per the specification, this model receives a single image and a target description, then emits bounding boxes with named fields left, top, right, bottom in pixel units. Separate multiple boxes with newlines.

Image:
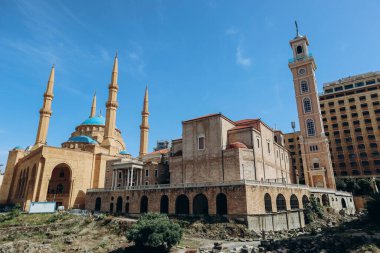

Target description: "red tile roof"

left=145, top=148, right=170, bottom=156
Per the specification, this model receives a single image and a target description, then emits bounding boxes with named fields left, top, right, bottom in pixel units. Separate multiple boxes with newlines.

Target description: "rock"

left=258, top=247, right=265, bottom=252
left=63, top=236, right=74, bottom=245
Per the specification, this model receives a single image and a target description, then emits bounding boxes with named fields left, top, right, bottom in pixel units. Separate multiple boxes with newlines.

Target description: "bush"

left=304, top=197, right=324, bottom=224
left=127, top=213, right=182, bottom=250
left=367, top=193, right=380, bottom=225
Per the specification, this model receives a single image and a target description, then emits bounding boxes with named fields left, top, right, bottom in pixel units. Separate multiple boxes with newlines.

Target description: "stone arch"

left=290, top=194, right=299, bottom=209
left=193, top=193, right=208, bottom=215
left=95, top=197, right=101, bottom=211
left=276, top=194, right=287, bottom=212
left=116, top=196, right=123, bottom=213
left=341, top=198, right=347, bottom=209
left=160, top=195, right=169, bottom=214
left=216, top=193, right=227, bottom=215
left=125, top=202, right=130, bottom=213
left=302, top=195, right=309, bottom=208
left=26, top=165, right=38, bottom=200
left=175, top=194, right=189, bottom=215
left=322, top=194, right=329, bottom=206
left=110, top=202, right=114, bottom=213
left=140, top=196, right=148, bottom=213
left=47, top=163, right=72, bottom=209
left=264, top=193, right=272, bottom=213
left=296, top=45, right=303, bottom=54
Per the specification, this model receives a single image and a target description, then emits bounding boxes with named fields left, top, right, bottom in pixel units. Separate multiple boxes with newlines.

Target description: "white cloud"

left=226, top=26, right=238, bottom=35
left=236, top=46, right=251, bottom=67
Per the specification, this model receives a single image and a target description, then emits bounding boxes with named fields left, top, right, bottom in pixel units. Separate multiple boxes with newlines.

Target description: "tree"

left=345, top=178, right=359, bottom=193
left=357, top=179, right=372, bottom=196
left=127, top=213, right=182, bottom=250
left=367, top=193, right=380, bottom=225
left=335, top=178, right=347, bottom=191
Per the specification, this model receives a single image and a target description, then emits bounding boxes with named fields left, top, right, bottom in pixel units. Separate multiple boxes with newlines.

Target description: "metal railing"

left=288, top=53, right=313, bottom=63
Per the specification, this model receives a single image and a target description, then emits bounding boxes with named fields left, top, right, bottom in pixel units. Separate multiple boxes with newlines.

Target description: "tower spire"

left=139, top=86, right=149, bottom=157
left=90, top=92, right=96, bottom=118
left=34, top=65, right=55, bottom=149
left=295, top=20, right=301, bottom=38
left=101, top=54, right=119, bottom=155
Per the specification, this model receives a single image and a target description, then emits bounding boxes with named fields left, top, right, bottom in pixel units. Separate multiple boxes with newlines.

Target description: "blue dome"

left=13, top=146, right=23, bottom=150
left=81, top=116, right=105, bottom=126
left=119, top=150, right=128, bottom=155
left=67, top=135, right=98, bottom=144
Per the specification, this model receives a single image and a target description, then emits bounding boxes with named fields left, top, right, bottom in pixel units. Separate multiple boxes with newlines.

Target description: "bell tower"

left=288, top=23, right=336, bottom=189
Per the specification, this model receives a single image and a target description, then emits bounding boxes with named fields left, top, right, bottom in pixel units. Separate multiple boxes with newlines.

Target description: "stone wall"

left=247, top=211, right=305, bottom=232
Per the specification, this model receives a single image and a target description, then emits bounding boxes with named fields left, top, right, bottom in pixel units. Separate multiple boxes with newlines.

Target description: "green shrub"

left=127, top=213, right=182, bottom=250
left=367, top=193, right=380, bottom=225
left=304, top=197, right=324, bottom=224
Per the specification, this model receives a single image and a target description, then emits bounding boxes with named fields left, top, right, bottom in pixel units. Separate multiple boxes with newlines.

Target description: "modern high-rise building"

left=319, top=72, right=380, bottom=178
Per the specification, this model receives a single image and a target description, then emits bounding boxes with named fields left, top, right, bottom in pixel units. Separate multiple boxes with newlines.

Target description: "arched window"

left=95, top=197, right=101, bottom=211
left=290, top=194, right=299, bottom=209
left=160, top=195, right=169, bottom=214
left=116, top=196, right=123, bottom=213
left=306, top=119, right=316, bottom=136
left=341, top=198, right=347, bottom=209
left=216, top=193, right=227, bottom=215
left=264, top=193, right=272, bottom=213
left=193, top=194, right=208, bottom=215
left=110, top=203, right=114, bottom=213
left=300, top=80, right=309, bottom=93
left=296, top=45, right=303, bottom=54
left=312, top=158, right=320, bottom=169
left=140, top=196, right=148, bottom=213
left=303, top=97, right=312, bottom=113
left=175, top=195, right=189, bottom=215
left=276, top=194, right=287, bottom=211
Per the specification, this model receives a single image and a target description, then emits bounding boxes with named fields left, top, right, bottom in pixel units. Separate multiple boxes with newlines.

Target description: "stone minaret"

left=139, top=86, right=149, bottom=157
left=34, top=65, right=55, bottom=149
left=101, top=55, right=119, bottom=155
left=90, top=93, right=96, bottom=118
left=288, top=25, right=336, bottom=189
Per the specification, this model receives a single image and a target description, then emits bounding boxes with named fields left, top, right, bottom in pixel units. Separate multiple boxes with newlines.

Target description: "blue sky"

left=1, top=0, right=380, bottom=169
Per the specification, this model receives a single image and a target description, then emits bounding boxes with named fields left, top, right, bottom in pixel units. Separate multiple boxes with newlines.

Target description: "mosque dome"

left=13, top=146, right=24, bottom=150
left=119, top=150, right=128, bottom=155
left=81, top=116, right=105, bottom=126
left=67, top=135, right=98, bottom=144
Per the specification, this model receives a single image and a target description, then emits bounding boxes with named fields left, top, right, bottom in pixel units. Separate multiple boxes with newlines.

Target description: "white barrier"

left=29, top=202, right=56, bottom=213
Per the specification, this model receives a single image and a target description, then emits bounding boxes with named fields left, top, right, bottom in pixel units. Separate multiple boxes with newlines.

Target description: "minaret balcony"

left=288, top=53, right=313, bottom=63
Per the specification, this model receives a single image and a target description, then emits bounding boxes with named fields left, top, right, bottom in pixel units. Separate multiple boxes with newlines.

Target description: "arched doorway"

left=160, top=195, right=169, bottom=214
left=110, top=203, right=114, bottom=213
left=216, top=193, right=227, bottom=215
left=290, top=194, right=299, bottom=209
left=341, top=198, right=347, bottom=209
left=276, top=194, right=287, bottom=211
left=193, top=194, right=208, bottom=215
left=302, top=195, right=309, bottom=208
left=125, top=203, right=130, bottom=213
left=116, top=196, right=123, bottom=213
left=95, top=197, right=101, bottom=211
left=140, top=196, right=148, bottom=213
left=322, top=194, right=329, bottom=206
left=264, top=193, right=272, bottom=213
left=175, top=195, right=189, bottom=215
left=47, top=164, right=72, bottom=209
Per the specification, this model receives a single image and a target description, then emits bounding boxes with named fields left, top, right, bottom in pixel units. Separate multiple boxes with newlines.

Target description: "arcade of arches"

left=46, top=164, right=72, bottom=208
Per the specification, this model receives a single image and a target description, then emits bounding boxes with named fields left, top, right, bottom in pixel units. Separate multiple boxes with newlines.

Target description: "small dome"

left=81, top=116, right=105, bottom=126
left=119, top=150, right=128, bottom=155
left=67, top=135, right=98, bottom=144
left=228, top=142, right=248, bottom=149
left=13, top=146, right=23, bottom=150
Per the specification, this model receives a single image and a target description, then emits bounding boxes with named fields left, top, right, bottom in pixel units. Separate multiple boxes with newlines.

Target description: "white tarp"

left=29, top=202, right=56, bottom=213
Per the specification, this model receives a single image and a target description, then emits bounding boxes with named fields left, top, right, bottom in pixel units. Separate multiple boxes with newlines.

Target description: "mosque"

left=0, top=55, right=149, bottom=210
left=0, top=28, right=356, bottom=231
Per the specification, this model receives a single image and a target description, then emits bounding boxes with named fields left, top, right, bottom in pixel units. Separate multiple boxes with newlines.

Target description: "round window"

left=298, top=68, right=306, bottom=76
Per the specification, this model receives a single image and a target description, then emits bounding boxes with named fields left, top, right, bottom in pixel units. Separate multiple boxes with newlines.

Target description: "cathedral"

left=0, top=55, right=150, bottom=210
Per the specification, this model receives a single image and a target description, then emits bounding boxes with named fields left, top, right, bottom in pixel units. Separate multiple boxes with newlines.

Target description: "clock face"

left=298, top=68, right=306, bottom=76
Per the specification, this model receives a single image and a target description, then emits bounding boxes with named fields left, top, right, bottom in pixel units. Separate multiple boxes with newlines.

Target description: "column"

left=126, top=168, right=130, bottom=188
left=140, top=169, right=143, bottom=185
left=111, top=170, right=115, bottom=189
left=130, top=167, right=134, bottom=186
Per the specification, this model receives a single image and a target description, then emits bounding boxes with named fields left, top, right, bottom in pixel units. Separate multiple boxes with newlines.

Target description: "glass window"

left=303, top=98, right=312, bottom=113
left=300, top=80, right=309, bottom=93
left=198, top=136, right=205, bottom=150
left=306, top=119, right=315, bottom=136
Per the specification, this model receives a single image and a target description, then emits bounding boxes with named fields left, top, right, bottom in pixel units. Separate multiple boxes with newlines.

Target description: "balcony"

left=288, top=53, right=313, bottom=63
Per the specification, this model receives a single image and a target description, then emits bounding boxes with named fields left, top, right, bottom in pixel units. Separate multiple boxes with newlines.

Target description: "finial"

left=115, top=50, right=118, bottom=58
left=99, top=109, right=102, bottom=117
left=52, top=64, right=55, bottom=68
left=295, top=20, right=300, bottom=37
